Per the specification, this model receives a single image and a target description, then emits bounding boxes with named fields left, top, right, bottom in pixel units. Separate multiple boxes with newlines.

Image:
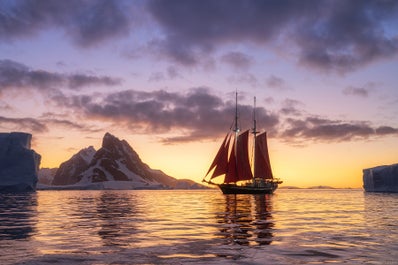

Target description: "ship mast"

left=252, top=97, right=258, bottom=179
left=233, top=90, right=239, bottom=182
left=234, top=90, right=239, bottom=133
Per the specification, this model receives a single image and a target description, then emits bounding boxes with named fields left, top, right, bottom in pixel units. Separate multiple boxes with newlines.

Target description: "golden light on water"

left=2, top=189, right=398, bottom=264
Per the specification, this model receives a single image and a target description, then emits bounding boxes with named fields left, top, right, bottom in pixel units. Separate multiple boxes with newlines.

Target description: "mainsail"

left=234, top=130, right=253, bottom=182
left=254, top=132, right=273, bottom=179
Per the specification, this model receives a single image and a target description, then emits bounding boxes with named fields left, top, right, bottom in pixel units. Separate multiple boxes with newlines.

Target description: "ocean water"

left=0, top=189, right=397, bottom=265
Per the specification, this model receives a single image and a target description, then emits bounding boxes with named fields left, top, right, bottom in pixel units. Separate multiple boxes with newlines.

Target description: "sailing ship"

left=203, top=92, right=282, bottom=194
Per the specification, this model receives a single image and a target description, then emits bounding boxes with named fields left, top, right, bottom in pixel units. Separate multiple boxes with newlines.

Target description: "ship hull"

left=218, top=182, right=278, bottom=194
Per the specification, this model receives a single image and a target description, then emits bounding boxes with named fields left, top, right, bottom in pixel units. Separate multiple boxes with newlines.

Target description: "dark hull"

left=218, top=183, right=278, bottom=194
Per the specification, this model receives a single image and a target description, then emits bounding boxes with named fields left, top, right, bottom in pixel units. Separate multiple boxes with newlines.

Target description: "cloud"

left=0, top=60, right=122, bottom=92
left=343, top=82, right=378, bottom=97
left=148, top=72, right=166, bottom=82
left=49, top=87, right=398, bottom=144
left=220, top=51, right=252, bottom=70
left=0, top=113, right=101, bottom=134
left=279, top=99, right=305, bottom=116
left=52, top=88, right=279, bottom=143
left=375, top=126, right=398, bottom=135
left=46, top=118, right=99, bottom=132
left=3, top=1, right=396, bottom=72
left=295, top=1, right=398, bottom=72
left=0, top=101, right=12, bottom=111
left=227, top=73, right=258, bottom=87
left=0, top=116, right=47, bottom=133
left=0, top=60, right=60, bottom=91
left=145, top=38, right=208, bottom=66
left=0, top=0, right=132, bottom=47
left=343, top=86, right=370, bottom=97
left=148, top=0, right=398, bottom=72
left=279, top=116, right=398, bottom=143
left=266, top=75, right=289, bottom=91
left=166, top=66, right=181, bottom=79
left=68, top=74, right=121, bottom=88
left=148, top=66, right=182, bottom=82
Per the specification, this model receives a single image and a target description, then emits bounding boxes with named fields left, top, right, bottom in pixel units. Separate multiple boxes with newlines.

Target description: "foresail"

left=254, top=132, right=273, bottom=179
left=224, top=139, right=238, bottom=183
left=205, top=133, right=231, bottom=180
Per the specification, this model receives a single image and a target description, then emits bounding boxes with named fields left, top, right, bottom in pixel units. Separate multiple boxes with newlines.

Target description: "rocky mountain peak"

left=101, top=133, right=136, bottom=160
left=47, top=133, right=205, bottom=189
left=85, top=132, right=152, bottom=183
left=51, top=145, right=96, bottom=185
left=102, top=132, right=118, bottom=150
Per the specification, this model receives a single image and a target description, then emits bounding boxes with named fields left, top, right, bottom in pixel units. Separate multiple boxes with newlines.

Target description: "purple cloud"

left=221, top=51, right=252, bottom=70
left=2, top=1, right=396, bottom=72
left=52, top=88, right=279, bottom=143
left=0, top=0, right=131, bottom=47
left=148, top=0, right=398, bottom=71
left=0, top=60, right=121, bottom=92
left=49, top=87, right=398, bottom=144
left=279, top=116, right=398, bottom=143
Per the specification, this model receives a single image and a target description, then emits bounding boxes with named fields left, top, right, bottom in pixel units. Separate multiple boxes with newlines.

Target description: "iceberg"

left=363, top=163, right=398, bottom=192
left=0, top=132, right=41, bottom=192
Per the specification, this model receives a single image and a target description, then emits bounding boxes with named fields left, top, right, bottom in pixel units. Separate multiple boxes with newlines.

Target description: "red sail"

left=224, top=138, right=238, bottom=183
left=254, top=132, right=273, bottom=179
left=206, top=133, right=231, bottom=180
left=236, top=130, right=253, bottom=181
left=224, top=130, right=253, bottom=183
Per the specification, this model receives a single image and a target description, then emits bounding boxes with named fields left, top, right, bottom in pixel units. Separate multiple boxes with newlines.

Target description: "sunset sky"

left=1, top=0, right=398, bottom=188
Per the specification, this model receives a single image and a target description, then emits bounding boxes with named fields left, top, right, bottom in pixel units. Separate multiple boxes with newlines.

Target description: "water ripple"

left=0, top=189, right=397, bottom=264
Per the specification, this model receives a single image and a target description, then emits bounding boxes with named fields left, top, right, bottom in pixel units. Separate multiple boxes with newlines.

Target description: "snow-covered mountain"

left=48, top=133, right=205, bottom=190
left=51, top=146, right=96, bottom=185
left=149, top=169, right=206, bottom=189
left=75, top=133, right=161, bottom=188
left=38, top=167, right=57, bottom=185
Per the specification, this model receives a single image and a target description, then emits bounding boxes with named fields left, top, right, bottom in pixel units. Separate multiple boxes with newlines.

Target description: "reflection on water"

left=216, top=194, right=273, bottom=245
left=363, top=192, right=398, bottom=251
left=0, top=189, right=397, bottom=265
left=32, top=190, right=140, bottom=255
left=0, top=193, right=37, bottom=240
left=95, top=191, right=137, bottom=246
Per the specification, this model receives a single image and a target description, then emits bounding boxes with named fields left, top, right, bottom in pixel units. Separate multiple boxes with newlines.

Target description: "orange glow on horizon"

left=34, top=130, right=398, bottom=189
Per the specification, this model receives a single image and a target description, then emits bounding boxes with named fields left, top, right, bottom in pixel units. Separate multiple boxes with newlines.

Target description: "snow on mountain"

left=47, top=133, right=206, bottom=190
left=0, top=132, right=41, bottom=192
left=149, top=169, right=208, bottom=189
left=38, top=168, right=57, bottom=185
left=51, top=146, right=96, bottom=185
left=76, top=133, right=160, bottom=188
